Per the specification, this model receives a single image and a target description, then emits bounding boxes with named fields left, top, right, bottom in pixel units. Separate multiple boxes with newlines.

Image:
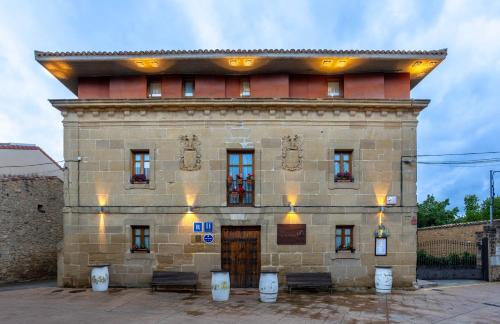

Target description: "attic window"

left=327, top=81, right=341, bottom=97
left=148, top=81, right=162, bottom=98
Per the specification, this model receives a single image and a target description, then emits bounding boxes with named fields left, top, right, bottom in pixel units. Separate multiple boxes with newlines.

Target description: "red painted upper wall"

left=290, top=75, right=330, bottom=98
left=109, top=76, right=147, bottom=99
left=250, top=74, right=289, bottom=98
left=225, top=77, right=240, bottom=97
left=76, top=73, right=410, bottom=100
left=78, top=78, right=110, bottom=99
left=195, top=76, right=225, bottom=98
left=343, top=74, right=385, bottom=99
left=162, top=76, right=182, bottom=98
left=384, top=73, right=410, bottom=99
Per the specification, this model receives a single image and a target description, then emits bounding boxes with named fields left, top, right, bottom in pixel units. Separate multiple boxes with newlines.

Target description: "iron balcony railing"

left=227, top=179, right=254, bottom=206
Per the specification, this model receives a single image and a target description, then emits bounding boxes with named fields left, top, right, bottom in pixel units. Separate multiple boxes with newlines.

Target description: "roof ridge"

left=34, top=48, right=448, bottom=57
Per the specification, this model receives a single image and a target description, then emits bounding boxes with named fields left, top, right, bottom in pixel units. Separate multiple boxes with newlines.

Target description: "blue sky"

left=0, top=0, right=499, bottom=210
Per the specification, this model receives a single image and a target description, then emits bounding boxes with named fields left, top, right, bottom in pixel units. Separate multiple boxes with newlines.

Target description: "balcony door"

left=227, top=150, right=254, bottom=206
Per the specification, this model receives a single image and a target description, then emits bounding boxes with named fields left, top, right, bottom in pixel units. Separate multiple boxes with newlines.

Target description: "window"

left=131, top=226, right=150, bottom=252
left=327, top=80, right=341, bottom=97
left=336, top=225, right=354, bottom=252
left=227, top=151, right=254, bottom=206
left=148, top=80, right=162, bottom=98
left=334, top=150, right=353, bottom=182
left=240, top=79, right=250, bottom=97
left=131, top=150, right=150, bottom=183
left=183, top=80, right=194, bottom=97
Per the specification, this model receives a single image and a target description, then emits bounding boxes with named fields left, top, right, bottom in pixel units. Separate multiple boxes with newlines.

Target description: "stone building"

left=35, top=49, right=446, bottom=288
left=0, top=176, right=63, bottom=283
left=0, top=143, right=63, bottom=179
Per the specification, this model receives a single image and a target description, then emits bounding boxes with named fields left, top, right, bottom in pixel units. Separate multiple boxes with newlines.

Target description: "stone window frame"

left=335, top=225, right=354, bottom=252
left=125, top=219, right=155, bottom=260
left=328, top=142, right=360, bottom=190
left=332, top=223, right=361, bottom=259
left=125, top=143, right=156, bottom=190
left=130, top=225, right=151, bottom=253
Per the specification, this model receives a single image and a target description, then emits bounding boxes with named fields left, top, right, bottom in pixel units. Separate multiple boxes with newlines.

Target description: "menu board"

left=375, top=237, right=387, bottom=256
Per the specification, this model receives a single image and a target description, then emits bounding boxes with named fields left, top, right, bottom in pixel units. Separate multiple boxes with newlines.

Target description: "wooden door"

left=221, top=226, right=261, bottom=288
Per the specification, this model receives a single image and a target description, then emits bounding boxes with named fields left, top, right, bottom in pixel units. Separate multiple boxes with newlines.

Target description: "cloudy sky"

left=0, top=0, right=499, bottom=210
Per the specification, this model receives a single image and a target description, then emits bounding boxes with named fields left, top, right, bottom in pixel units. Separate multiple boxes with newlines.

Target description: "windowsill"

left=125, top=252, right=154, bottom=261
left=130, top=249, right=150, bottom=253
left=126, top=182, right=153, bottom=190
left=328, top=180, right=359, bottom=190
left=130, top=181, right=150, bottom=185
left=332, top=250, right=360, bottom=260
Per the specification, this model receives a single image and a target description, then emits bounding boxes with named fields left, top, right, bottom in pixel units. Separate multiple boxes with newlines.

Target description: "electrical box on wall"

left=386, top=196, right=398, bottom=205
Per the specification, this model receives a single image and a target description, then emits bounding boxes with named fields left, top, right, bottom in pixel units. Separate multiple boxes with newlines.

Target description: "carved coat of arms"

left=179, top=135, right=201, bottom=171
left=282, top=135, right=303, bottom=171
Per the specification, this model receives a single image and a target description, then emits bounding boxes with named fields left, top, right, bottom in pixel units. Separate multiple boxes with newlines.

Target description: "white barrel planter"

left=375, top=266, right=392, bottom=294
left=259, top=271, right=278, bottom=303
left=89, top=264, right=110, bottom=292
left=211, top=270, right=230, bottom=301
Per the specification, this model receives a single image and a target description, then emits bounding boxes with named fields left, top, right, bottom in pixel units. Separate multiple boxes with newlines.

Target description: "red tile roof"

left=0, top=143, right=39, bottom=150
left=35, top=48, right=448, bottom=57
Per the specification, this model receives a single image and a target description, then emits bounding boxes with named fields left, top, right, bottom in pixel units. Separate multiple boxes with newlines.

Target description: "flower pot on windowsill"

left=335, top=247, right=356, bottom=253
left=131, top=174, right=149, bottom=184
left=230, top=191, right=239, bottom=199
left=130, top=248, right=150, bottom=253
left=334, top=172, right=353, bottom=182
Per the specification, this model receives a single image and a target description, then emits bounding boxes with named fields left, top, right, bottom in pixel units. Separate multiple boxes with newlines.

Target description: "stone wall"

left=477, top=220, right=500, bottom=281
left=418, top=221, right=486, bottom=243
left=0, top=176, right=63, bottom=283
left=56, top=99, right=424, bottom=289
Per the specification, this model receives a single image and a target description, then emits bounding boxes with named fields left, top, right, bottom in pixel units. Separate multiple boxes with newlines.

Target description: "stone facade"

left=418, top=221, right=487, bottom=244
left=56, top=99, right=423, bottom=289
left=476, top=220, right=500, bottom=282
left=0, top=176, right=63, bottom=283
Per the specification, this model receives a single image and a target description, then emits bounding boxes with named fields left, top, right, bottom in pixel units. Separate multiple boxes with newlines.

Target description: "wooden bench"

left=151, top=271, right=198, bottom=293
left=285, top=272, right=334, bottom=294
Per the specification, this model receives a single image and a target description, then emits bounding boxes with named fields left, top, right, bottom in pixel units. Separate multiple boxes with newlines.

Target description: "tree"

left=479, top=196, right=500, bottom=221
left=417, top=195, right=459, bottom=228
left=462, top=194, right=482, bottom=222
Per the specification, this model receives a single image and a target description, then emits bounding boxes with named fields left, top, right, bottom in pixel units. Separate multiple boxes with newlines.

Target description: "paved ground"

left=0, top=282, right=499, bottom=323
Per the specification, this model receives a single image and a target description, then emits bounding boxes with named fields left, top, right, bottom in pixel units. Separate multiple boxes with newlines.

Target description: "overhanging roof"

left=35, top=49, right=447, bottom=95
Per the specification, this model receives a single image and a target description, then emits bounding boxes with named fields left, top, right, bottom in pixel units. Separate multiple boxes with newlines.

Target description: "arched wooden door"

left=221, top=226, right=261, bottom=288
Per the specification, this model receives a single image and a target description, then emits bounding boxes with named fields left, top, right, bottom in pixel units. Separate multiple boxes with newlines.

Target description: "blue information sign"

left=203, top=234, right=214, bottom=244
left=204, top=222, right=213, bottom=233
left=193, top=222, right=203, bottom=232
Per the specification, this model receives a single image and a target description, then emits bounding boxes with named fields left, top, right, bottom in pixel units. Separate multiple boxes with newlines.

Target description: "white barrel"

left=90, top=266, right=109, bottom=292
left=211, top=271, right=230, bottom=301
left=375, top=266, right=392, bottom=294
left=259, top=272, right=278, bottom=303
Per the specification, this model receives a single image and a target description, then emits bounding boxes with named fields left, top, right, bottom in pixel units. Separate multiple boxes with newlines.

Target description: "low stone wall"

left=417, top=221, right=486, bottom=244
left=0, top=176, right=63, bottom=283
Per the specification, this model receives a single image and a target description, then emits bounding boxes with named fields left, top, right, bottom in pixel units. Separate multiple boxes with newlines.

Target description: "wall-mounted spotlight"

left=97, top=206, right=104, bottom=213
left=379, top=206, right=385, bottom=213
left=289, top=202, right=295, bottom=213
left=187, top=205, right=193, bottom=213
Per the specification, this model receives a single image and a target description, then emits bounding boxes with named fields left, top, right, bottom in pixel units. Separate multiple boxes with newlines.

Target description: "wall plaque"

left=277, top=224, right=306, bottom=245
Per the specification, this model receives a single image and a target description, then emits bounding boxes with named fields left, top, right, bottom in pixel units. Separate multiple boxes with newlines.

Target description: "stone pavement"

left=0, top=283, right=499, bottom=323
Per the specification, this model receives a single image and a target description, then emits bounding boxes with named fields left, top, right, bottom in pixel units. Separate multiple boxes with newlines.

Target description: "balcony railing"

left=227, top=179, right=254, bottom=206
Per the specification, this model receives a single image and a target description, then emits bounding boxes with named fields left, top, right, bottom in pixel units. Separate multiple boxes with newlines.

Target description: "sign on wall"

left=375, top=237, right=387, bottom=256
left=277, top=224, right=306, bottom=245
left=204, top=222, right=213, bottom=233
left=193, top=222, right=203, bottom=233
left=203, top=234, right=214, bottom=244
